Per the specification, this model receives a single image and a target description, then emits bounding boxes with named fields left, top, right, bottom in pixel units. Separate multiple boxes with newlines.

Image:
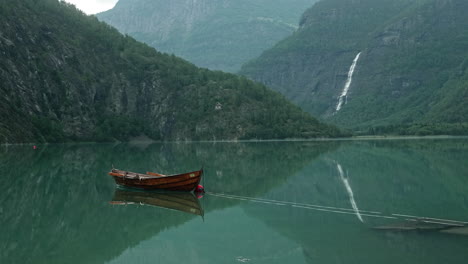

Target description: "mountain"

left=0, top=0, right=341, bottom=144
left=240, top=0, right=468, bottom=135
left=97, top=0, right=318, bottom=73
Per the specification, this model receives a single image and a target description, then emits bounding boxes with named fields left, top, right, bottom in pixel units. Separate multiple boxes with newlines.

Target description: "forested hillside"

left=0, top=0, right=341, bottom=143
left=241, top=0, right=468, bottom=135
left=97, top=0, right=318, bottom=73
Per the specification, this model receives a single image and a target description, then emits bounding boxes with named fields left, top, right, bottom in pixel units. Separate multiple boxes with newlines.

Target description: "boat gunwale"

left=110, top=169, right=202, bottom=180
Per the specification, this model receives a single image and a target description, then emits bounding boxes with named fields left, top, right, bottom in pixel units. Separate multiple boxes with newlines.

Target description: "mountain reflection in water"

left=0, top=141, right=337, bottom=264
left=1, top=139, right=468, bottom=263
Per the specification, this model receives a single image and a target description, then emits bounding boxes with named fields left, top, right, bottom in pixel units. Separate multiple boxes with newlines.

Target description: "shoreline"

left=1, top=135, right=468, bottom=146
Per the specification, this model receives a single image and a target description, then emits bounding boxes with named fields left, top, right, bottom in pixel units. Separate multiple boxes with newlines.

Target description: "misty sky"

left=62, top=0, right=118, bottom=14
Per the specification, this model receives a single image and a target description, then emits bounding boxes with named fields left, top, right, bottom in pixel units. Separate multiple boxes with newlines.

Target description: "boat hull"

left=109, top=169, right=203, bottom=192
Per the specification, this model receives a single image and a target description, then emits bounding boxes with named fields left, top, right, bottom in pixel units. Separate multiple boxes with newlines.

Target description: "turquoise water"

left=1, top=139, right=468, bottom=263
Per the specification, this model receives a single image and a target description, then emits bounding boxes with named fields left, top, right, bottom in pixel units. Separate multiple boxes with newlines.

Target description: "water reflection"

left=111, top=189, right=204, bottom=217
left=1, top=139, right=467, bottom=263
left=373, top=219, right=466, bottom=231
left=0, top=141, right=338, bottom=264
left=243, top=139, right=468, bottom=264
left=335, top=162, right=364, bottom=223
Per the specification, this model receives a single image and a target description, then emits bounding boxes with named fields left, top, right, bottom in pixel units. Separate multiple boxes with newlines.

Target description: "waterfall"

left=336, top=52, right=361, bottom=112
left=336, top=163, right=364, bottom=223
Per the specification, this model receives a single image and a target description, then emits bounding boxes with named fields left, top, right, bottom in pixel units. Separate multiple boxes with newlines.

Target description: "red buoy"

left=195, top=184, right=205, bottom=193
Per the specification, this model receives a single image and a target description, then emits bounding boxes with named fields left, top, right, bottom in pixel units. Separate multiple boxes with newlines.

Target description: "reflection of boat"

left=109, top=168, right=203, bottom=192
left=111, top=189, right=204, bottom=216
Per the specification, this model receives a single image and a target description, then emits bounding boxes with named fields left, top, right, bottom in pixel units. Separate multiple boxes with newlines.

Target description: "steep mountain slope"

left=241, top=0, right=468, bottom=135
left=97, top=0, right=318, bottom=73
left=0, top=0, right=341, bottom=144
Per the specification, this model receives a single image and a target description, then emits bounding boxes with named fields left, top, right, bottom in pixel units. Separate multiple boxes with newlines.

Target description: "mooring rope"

left=206, top=192, right=468, bottom=226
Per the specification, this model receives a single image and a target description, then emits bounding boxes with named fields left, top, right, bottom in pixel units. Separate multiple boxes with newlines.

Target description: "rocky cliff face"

left=241, top=0, right=468, bottom=134
left=97, top=0, right=318, bottom=73
left=0, top=0, right=340, bottom=143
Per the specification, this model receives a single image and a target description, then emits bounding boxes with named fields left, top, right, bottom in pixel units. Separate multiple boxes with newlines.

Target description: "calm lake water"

left=1, top=138, right=468, bottom=263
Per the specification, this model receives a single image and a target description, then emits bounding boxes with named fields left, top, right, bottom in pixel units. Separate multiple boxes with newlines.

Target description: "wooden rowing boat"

left=109, top=168, right=203, bottom=192
left=110, top=189, right=204, bottom=216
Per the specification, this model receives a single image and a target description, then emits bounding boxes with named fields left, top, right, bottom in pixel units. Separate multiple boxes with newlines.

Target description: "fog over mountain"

left=62, top=0, right=118, bottom=14
left=97, top=0, right=318, bottom=73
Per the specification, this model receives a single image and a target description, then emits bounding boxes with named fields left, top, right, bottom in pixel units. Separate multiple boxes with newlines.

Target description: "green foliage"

left=0, top=0, right=341, bottom=143
left=241, top=0, right=468, bottom=136
left=93, top=115, right=155, bottom=142
left=361, top=123, right=468, bottom=136
left=31, top=117, right=65, bottom=143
